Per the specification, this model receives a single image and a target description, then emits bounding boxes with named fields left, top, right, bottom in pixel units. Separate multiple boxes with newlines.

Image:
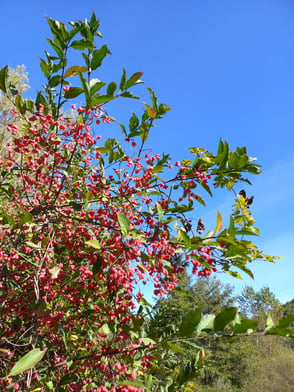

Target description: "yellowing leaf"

left=215, top=209, right=222, bottom=234
left=48, top=266, right=61, bottom=280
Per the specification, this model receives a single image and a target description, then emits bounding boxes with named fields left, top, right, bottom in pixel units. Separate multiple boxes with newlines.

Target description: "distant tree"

left=282, top=299, right=294, bottom=316
left=238, top=286, right=282, bottom=326
left=149, top=274, right=237, bottom=338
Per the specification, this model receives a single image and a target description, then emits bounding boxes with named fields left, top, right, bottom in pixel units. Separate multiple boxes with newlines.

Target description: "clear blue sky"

left=1, top=0, right=293, bottom=303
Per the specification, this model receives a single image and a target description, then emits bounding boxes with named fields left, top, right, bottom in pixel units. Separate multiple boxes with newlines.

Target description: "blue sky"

left=1, top=0, right=293, bottom=303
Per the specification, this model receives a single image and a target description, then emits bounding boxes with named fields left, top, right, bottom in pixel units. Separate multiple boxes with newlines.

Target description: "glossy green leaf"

left=71, top=39, right=95, bottom=50
left=129, top=112, right=139, bottom=131
left=91, top=45, right=111, bottom=70
left=214, top=307, right=238, bottom=332
left=120, top=91, right=140, bottom=99
left=64, top=65, right=88, bottom=77
left=40, top=59, right=50, bottom=78
left=125, top=72, right=144, bottom=90
left=0, top=65, right=8, bottom=92
left=89, top=80, right=105, bottom=96
left=117, top=212, right=130, bottom=236
left=63, top=87, right=84, bottom=99
left=48, top=75, right=62, bottom=88
left=8, top=348, right=47, bottom=377
left=179, top=309, right=202, bottom=337
left=119, top=68, right=127, bottom=90
left=106, top=81, right=117, bottom=96
left=91, top=95, right=116, bottom=105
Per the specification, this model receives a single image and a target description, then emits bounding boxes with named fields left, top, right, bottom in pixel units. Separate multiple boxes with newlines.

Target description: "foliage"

left=150, top=277, right=294, bottom=392
left=238, top=286, right=283, bottom=327
left=0, top=13, right=290, bottom=392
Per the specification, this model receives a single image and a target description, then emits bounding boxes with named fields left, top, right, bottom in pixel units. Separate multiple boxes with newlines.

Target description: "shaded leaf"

left=179, top=309, right=202, bottom=337
left=214, top=307, right=238, bottom=332
left=233, top=318, right=258, bottom=334
left=0, top=65, right=8, bottom=92
left=278, top=314, right=294, bottom=328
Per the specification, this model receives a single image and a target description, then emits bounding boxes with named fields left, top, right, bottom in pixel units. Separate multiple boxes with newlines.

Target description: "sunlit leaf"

left=215, top=209, right=222, bottom=234
left=64, top=66, right=88, bottom=77
left=8, top=348, right=47, bottom=377
left=117, top=213, right=130, bottom=236
left=85, top=240, right=101, bottom=249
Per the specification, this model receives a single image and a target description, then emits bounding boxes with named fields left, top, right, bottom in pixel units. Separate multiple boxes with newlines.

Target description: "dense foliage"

left=0, top=13, right=293, bottom=391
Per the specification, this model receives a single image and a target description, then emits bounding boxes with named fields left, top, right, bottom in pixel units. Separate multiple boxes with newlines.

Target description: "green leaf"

left=71, top=39, right=95, bottom=50
left=48, top=75, right=63, bottom=88
left=18, top=212, right=33, bottom=226
left=0, top=65, right=8, bottom=92
left=129, top=113, right=139, bottom=131
left=120, top=91, right=140, bottom=99
left=177, top=228, right=191, bottom=249
left=234, top=263, right=254, bottom=279
left=214, top=307, right=238, bottom=332
left=125, top=72, right=144, bottom=90
left=156, top=203, right=163, bottom=221
left=119, top=68, right=127, bottom=90
left=92, top=256, right=102, bottom=275
left=39, top=59, right=50, bottom=78
left=85, top=240, right=101, bottom=249
left=160, top=341, right=186, bottom=355
left=79, top=72, right=90, bottom=103
left=90, top=79, right=106, bottom=95
left=233, top=318, right=258, bottom=334
left=64, top=65, right=88, bottom=77
left=91, top=45, right=111, bottom=70
left=91, top=95, right=116, bottom=105
left=117, top=212, right=130, bottom=236
left=266, top=327, right=294, bottom=338
left=8, top=348, right=47, bottom=377
left=15, top=94, right=27, bottom=115
left=278, top=314, right=294, bottom=328
left=60, top=373, right=79, bottom=386
left=106, top=81, right=117, bottom=96
left=179, top=309, right=202, bottom=337
left=196, top=314, right=215, bottom=335
left=63, top=87, right=84, bottom=99
left=140, top=123, right=149, bottom=142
